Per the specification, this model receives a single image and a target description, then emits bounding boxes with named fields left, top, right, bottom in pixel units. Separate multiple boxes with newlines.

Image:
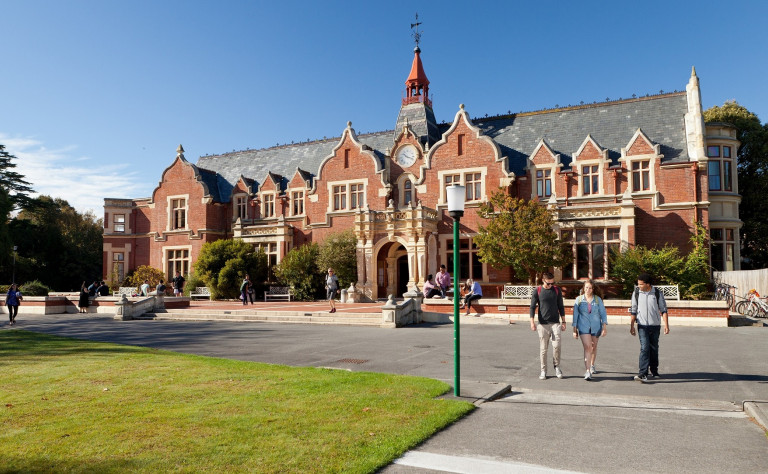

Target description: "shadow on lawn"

left=1, top=456, right=141, bottom=473
left=0, top=330, right=146, bottom=358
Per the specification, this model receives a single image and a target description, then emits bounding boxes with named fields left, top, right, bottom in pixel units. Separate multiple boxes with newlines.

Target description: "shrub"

left=19, top=280, right=52, bottom=296
left=127, top=265, right=166, bottom=290
left=274, top=243, right=322, bottom=301
left=182, top=270, right=206, bottom=297
left=609, top=223, right=710, bottom=300
left=317, top=230, right=357, bottom=289
left=194, top=239, right=268, bottom=299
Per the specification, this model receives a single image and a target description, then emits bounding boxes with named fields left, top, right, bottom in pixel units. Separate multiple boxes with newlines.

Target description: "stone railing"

left=380, top=290, right=423, bottom=327
left=114, top=295, right=166, bottom=320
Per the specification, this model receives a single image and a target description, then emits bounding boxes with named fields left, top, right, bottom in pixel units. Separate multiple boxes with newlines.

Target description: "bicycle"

left=735, top=289, right=768, bottom=318
left=713, top=282, right=736, bottom=310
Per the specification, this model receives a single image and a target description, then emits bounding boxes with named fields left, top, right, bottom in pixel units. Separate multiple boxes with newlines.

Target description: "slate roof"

left=473, top=92, right=690, bottom=176
left=195, top=92, right=690, bottom=203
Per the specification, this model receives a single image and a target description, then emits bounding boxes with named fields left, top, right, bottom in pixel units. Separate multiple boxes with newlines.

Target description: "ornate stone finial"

left=177, top=144, right=184, bottom=154
left=387, top=294, right=396, bottom=305
left=460, top=103, right=465, bottom=110
left=417, top=199, right=423, bottom=208
left=691, top=65, right=697, bottom=77
left=388, top=198, right=395, bottom=209
left=347, top=121, right=352, bottom=128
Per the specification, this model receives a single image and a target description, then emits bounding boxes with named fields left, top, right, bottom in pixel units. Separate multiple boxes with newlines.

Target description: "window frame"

left=562, top=227, right=621, bottom=280
left=168, top=196, right=188, bottom=231
left=113, top=214, right=126, bottom=233
left=262, top=193, right=275, bottom=218
left=291, top=190, right=305, bottom=216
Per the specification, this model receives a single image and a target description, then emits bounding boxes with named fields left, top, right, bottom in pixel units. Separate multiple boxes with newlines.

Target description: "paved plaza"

left=7, top=311, right=768, bottom=473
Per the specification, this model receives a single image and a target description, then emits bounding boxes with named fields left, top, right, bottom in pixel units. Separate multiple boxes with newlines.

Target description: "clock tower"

left=394, top=34, right=439, bottom=147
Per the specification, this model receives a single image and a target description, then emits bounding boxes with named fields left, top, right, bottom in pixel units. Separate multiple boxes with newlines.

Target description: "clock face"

left=396, top=145, right=418, bottom=167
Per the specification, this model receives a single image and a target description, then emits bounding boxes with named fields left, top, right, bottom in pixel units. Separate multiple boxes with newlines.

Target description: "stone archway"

left=372, top=240, right=410, bottom=300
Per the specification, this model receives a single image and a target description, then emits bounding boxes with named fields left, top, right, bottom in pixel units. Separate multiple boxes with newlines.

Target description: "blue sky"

left=2, top=0, right=767, bottom=215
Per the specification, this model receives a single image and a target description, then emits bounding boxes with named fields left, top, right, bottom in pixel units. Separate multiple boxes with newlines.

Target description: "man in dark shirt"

left=530, top=271, right=566, bottom=380
left=172, top=271, right=185, bottom=296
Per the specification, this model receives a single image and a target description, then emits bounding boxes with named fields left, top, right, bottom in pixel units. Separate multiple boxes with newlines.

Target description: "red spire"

left=403, top=47, right=431, bottom=107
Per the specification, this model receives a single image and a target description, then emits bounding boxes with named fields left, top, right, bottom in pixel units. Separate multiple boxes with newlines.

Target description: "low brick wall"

left=0, top=295, right=190, bottom=315
left=422, top=298, right=730, bottom=327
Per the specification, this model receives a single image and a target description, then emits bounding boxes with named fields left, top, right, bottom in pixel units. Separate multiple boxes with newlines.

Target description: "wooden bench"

left=190, top=286, right=211, bottom=299
left=113, top=287, right=137, bottom=297
left=264, top=286, right=293, bottom=301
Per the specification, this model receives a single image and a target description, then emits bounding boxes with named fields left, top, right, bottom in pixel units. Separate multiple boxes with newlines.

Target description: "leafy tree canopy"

left=474, top=190, right=572, bottom=284
left=5, top=196, right=103, bottom=290
left=316, top=230, right=357, bottom=290
left=704, top=101, right=768, bottom=268
left=194, top=239, right=268, bottom=299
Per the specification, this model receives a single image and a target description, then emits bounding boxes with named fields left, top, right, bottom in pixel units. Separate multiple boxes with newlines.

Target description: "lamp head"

left=446, top=185, right=465, bottom=219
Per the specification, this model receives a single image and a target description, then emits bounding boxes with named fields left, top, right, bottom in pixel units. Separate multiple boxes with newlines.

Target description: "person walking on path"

left=630, top=273, right=669, bottom=383
left=326, top=268, right=339, bottom=313
left=423, top=274, right=441, bottom=299
left=5, top=283, right=22, bottom=326
left=573, top=279, right=607, bottom=380
left=172, top=271, right=185, bottom=296
left=460, top=278, right=482, bottom=316
left=78, top=281, right=90, bottom=313
left=435, top=264, right=452, bottom=298
left=530, top=271, right=566, bottom=380
left=240, top=275, right=251, bottom=306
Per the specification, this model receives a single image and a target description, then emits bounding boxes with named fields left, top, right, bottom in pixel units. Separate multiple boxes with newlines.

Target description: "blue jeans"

left=637, top=324, right=660, bottom=376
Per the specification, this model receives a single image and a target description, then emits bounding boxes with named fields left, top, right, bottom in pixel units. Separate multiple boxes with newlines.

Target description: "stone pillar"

left=114, top=294, right=131, bottom=320
left=381, top=295, right=397, bottom=328
left=386, top=257, right=397, bottom=298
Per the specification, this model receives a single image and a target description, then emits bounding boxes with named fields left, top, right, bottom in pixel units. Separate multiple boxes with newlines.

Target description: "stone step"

left=139, top=312, right=383, bottom=326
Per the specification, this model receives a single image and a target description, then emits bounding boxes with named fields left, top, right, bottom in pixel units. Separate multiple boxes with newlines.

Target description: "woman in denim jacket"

left=572, top=279, right=607, bottom=380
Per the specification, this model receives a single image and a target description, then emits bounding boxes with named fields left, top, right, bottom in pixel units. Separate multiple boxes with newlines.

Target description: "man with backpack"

left=629, top=273, right=669, bottom=383
left=530, top=271, right=566, bottom=380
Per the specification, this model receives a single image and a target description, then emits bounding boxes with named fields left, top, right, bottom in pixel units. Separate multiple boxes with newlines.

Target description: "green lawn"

left=0, top=331, right=474, bottom=473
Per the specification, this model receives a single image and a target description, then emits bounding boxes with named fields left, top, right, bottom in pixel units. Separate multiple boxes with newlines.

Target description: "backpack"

left=536, top=285, right=561, bottom=297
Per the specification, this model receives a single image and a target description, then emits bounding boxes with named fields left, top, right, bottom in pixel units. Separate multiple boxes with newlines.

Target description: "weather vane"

left=410, top=13, right=422, bottom=48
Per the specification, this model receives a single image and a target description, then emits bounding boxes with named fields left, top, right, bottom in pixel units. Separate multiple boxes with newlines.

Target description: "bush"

left=317, top=230, right=357, bottom=289
left=19, top=280, right=52, bottom=296
left=127, top=265, right=166, bottom=290
left=182, top=270, right=206, bottom=297
left=274, top=243, right=322, bottom=301
left=194, top=239, right=268, bottom=299
left=609, top=223, right=710, bottom=300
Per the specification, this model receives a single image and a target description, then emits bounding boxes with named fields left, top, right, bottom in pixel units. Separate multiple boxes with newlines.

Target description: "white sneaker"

left=539, top=371, right=546, bottom=380
left=555, top=367, right=563, bottom=379
left=590, top=365, right=597, bottom=375
left=584, top=370, right=592, bottom=380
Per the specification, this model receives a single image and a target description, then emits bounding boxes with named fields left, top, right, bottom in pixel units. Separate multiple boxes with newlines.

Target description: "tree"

left=0, top=144, right=34, bottom=209
left=193, top=239, right=268, bottom=299
left=6, top=196, right=103, bottom=290
left=703, top=101, right=768, bottom=269
left=317, top=230, right=357, bottom=289
left=474, top=190, right=572, bottom=284
left=274, top=243, right=322, bottom=301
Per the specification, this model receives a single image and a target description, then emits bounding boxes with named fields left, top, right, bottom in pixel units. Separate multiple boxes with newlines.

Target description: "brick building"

left=103, top=46, right=741, bottom=299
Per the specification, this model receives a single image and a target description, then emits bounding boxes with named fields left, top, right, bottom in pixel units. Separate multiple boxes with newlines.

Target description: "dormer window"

left=292, top=191, right=304, bottom=216
left=536, top=169, right=552, bottom=198
left=263, top=194, right=275, bottom=218
left=631, top=161, right=650, bottom=192
left=582, top=165, right=599, bottom=195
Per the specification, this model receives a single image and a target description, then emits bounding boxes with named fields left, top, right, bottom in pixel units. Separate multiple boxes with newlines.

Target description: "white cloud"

left=0, top=134, right=151, bottom=216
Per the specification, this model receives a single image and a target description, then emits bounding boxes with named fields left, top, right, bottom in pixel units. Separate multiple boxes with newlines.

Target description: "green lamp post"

left=446, top=184, right=466, bottom=396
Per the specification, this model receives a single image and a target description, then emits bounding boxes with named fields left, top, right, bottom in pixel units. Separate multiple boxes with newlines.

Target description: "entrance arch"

left=373, top=239, right=410, bottom=300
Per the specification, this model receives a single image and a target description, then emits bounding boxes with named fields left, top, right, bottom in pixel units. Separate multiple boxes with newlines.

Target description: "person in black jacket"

left=530, top=271, right=566, bottom=380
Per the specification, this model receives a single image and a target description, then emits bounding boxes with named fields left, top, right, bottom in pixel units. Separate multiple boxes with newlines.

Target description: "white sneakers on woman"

left=584, top=370, right=592, bottom=380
